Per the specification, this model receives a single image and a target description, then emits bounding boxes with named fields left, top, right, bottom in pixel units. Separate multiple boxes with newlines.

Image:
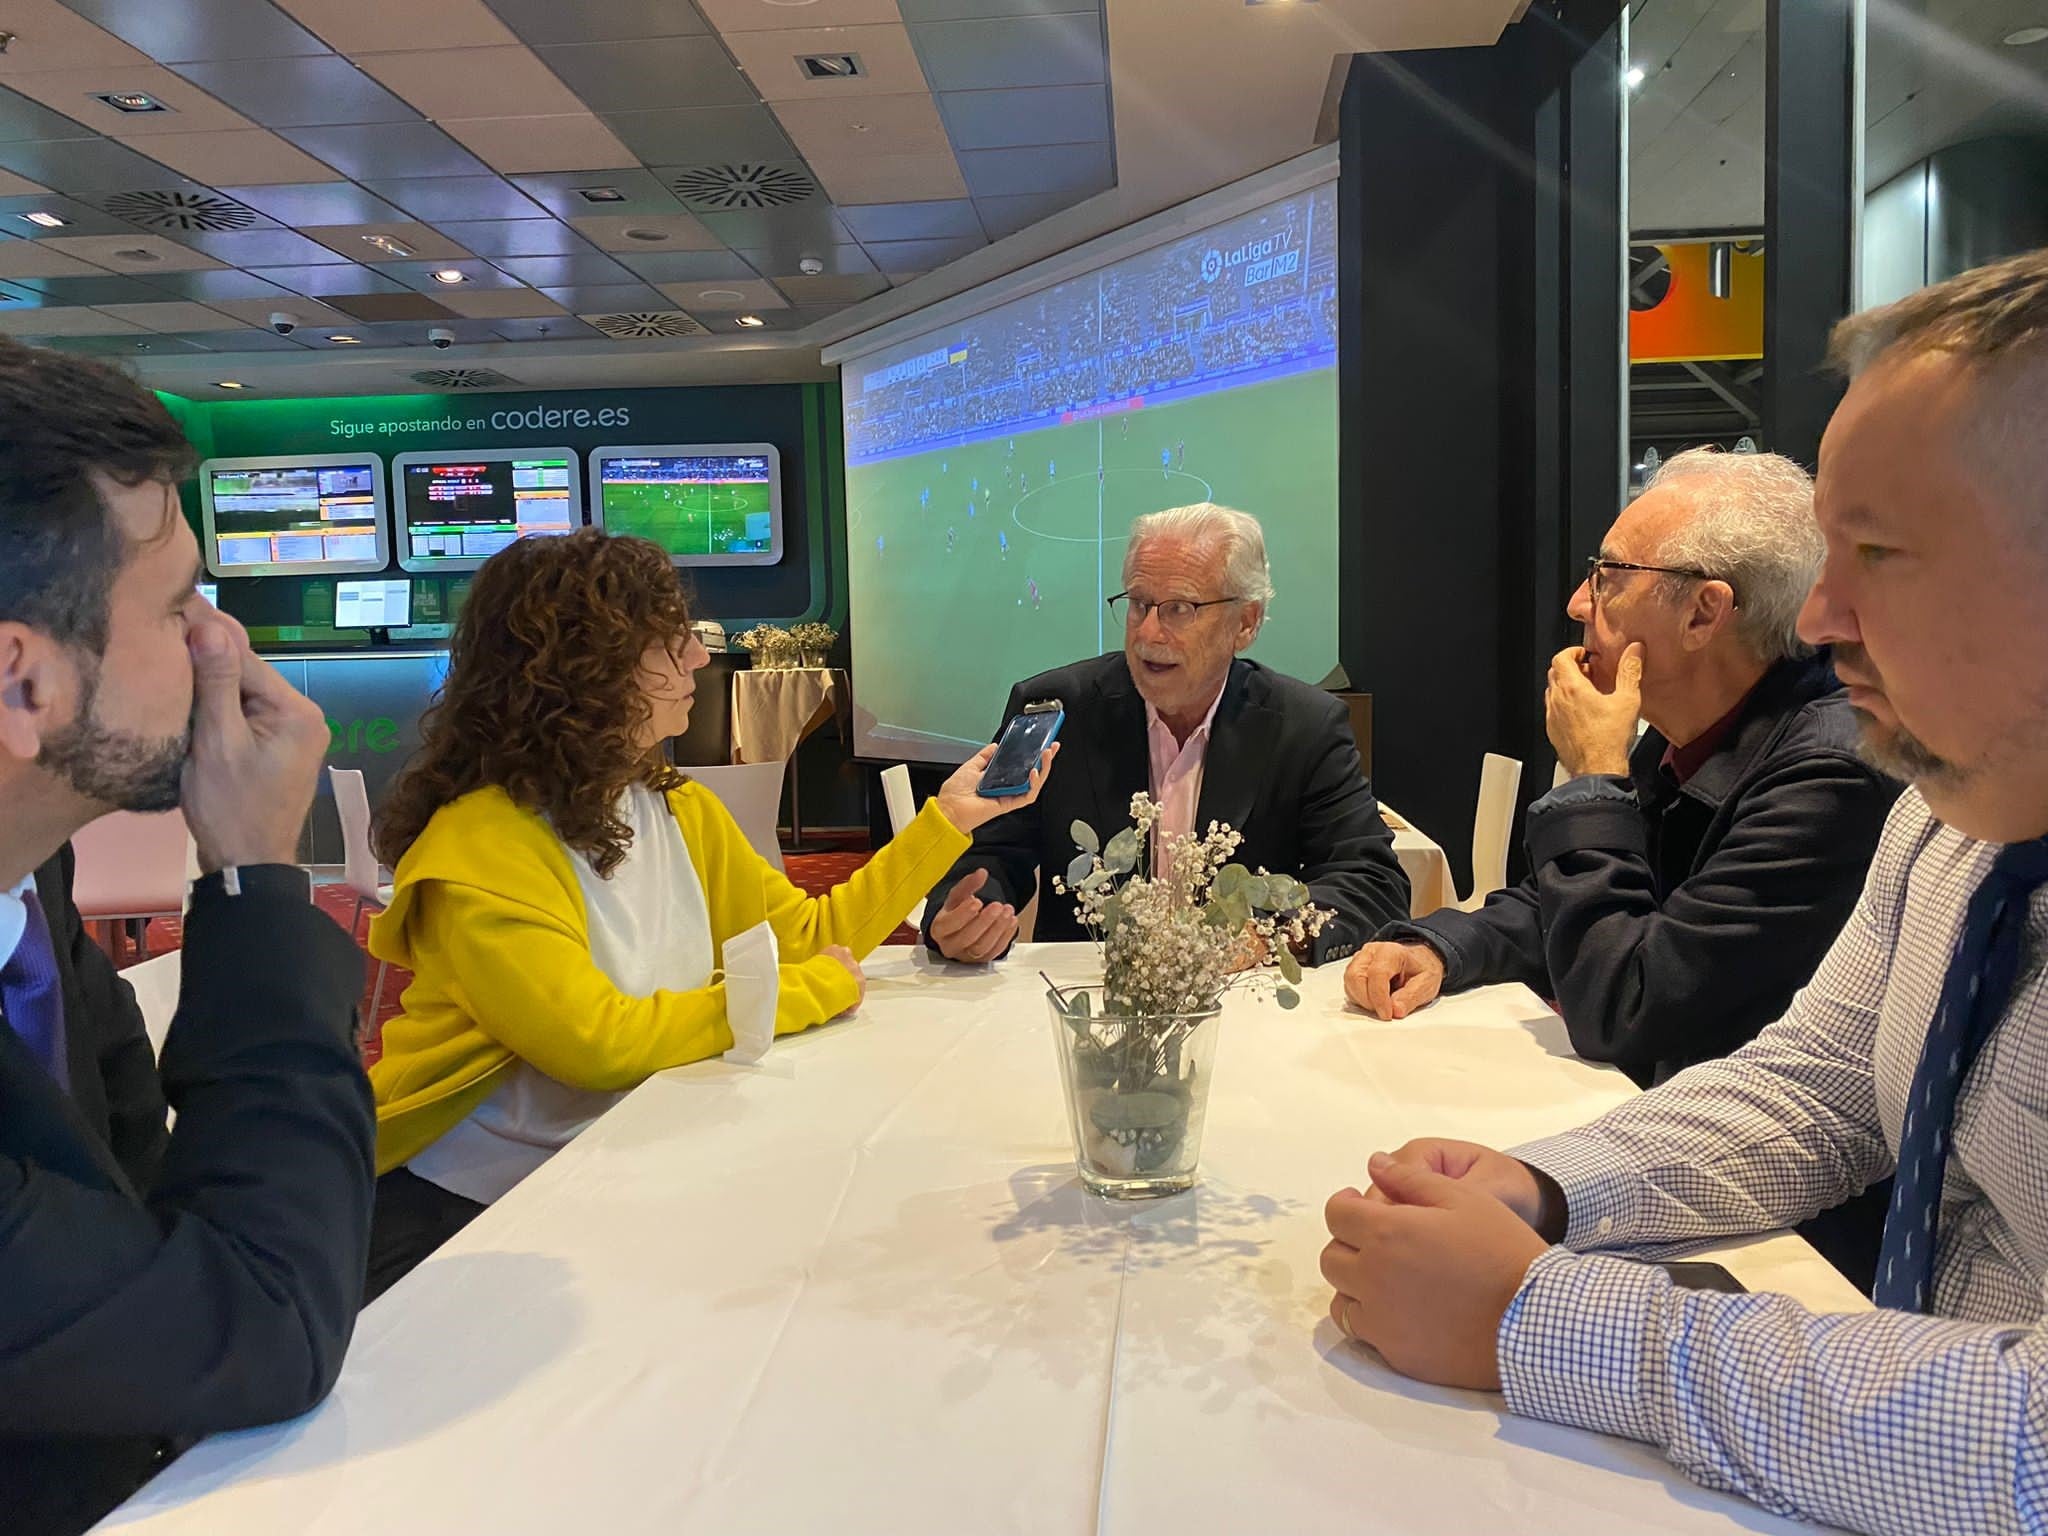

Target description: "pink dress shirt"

left=1145, top=682, right=1228, bottom=880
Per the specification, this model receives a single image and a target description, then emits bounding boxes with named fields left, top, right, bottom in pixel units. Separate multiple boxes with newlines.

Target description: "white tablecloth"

left=1387, top=810, right=1456, bottom=917
left=730, top=665, right=844, bottom=764
left=103, top=948, right=1864, bottom=1535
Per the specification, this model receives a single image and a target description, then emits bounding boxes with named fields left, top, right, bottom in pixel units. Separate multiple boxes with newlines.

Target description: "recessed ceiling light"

left=623, top=227, right=669, bottom=242
left=111, top=246, right=161, bottom=263
left=2005, top=26, right=2048, bottom=45
left=95, top=91, right=168, bottom=113
left=19, top=210, right=68, bottom=229
left=361, top=232, right=415, bottom=258
left=327, top=334, right=361, bottom=344
left=697, top=288, right=745, bottom=302
left=576, top=186, right=627, bottom=203
left=734, top=314, right=766, bottom=327
left=429, top=268, right=467, bottom=284
left=216, top=380, right=248, bottom=389
left=1626, top=65, right=1646, bottom=89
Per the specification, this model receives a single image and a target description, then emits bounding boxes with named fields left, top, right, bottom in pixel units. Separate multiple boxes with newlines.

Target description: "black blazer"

left=923, top=653, right=1410, bottom=963
left=0, top=854, right=377, bottom=1536
left=1393, top=653, right=1901, bottom=1085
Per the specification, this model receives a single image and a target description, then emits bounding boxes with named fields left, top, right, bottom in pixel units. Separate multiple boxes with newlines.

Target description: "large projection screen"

left=836, top=159, right=1339, bottom=763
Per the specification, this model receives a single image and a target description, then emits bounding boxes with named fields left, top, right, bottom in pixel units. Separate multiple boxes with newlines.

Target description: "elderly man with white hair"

left=922, top=502, right=1409, bottom=964
left=1347, top=446, right=1901, bottom=1091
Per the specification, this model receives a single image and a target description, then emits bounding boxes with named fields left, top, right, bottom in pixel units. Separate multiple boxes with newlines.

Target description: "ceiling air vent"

left=409, top=367, right=521, bottom=389
left=99, top=188, right=262, bottom=232
left=582, top=311, right=706, bottom=340
left=668, top=163, right=817, bottom=211
left=798, top=53, right=863, bottom=80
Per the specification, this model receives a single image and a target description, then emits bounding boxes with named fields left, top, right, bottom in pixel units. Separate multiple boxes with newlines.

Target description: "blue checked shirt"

left=1500, top=789, right=2048, bottom=1536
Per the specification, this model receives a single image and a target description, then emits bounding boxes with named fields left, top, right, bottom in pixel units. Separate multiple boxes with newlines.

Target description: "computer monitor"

left=334, top=578, right=412, bottom=631
left=392, top=448, right=582, bottom=572
left=199, top=454, right=389, bottom=578
left=587, top=443, right=782, bottom=567
left=196, top=581, right=218, bottom=606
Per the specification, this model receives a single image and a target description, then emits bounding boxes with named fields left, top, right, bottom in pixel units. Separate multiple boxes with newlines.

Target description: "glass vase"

left=1047, top=987, right=1222, bottom=1198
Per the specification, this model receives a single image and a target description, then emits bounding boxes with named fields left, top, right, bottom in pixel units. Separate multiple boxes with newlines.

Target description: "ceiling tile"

left=437, top=286, right=568, bottom=318
left=937, top=83, right=1108, bottom=150
left=0, top=169, right=52, bottom=196
left=0, top=85, right=97, bottom=145
left=300, top=222, right=478, bottom=263
left=910, top=13, right=1106, bottom=91
left=956, top=141, right=1111, bottom=198
left=89, top=299, right=245, bottom=332
left=898, top=0, right=1100, bottom=18
left=488, top=314, right=603, bottom=340
left=357, top=46, right=586, bottom=119
left=483, top=0, right=709, bottom=44
left=0, top=1, right=152, bottom=76
left=533, top=38, right=756, bottom=112
left=60, top=0, right=333, bottom=63
left=377, top=258, right=525, bottom=293
left=170, top=56, right=421, bottom=129
left=510, top=168, right=681, bottom=218
left=179, top=227, right=356, bottom=265
left=13, top=274, right=172, bottom=303
left=772, top=92, right=952, bottom=162
left=441, top=114, right=639, bottom=175
left=271, top=0, right=518, bottom=53
left=359, top=176, right=549, bottom=224
left=771, top=271, right=890, bottom=304
left=973, top=185, right=1083, bottom=238
left=695, top=202, right=847, bottom=248
left=722, top=26, right=931, bottom=101
left=0, top=306, right=149, bottom=336
left=324, top=293, right=462, bottom=323
left=490, top=250, right=637, bottom=287
left=137, top=268, right=300, bottom=300
left=247, top=263, right=409, bottom=297
left=0, top=137, right=191, bottom=193
left=280, top=122, right=489, bottom=181
left=808, top=153, right=968, bottom=203
left=156, top=327, right=312, bottom=351
left=0, top=241, right=112, bottom=279
left=567, top=212, right=724, bottom=252
left=30, top=331, right=209, bottom=354
left=207, top=294, right=355, bottom=328
left=609, top=249, right=760, bottom=282
left=433, top=218, right=594, bottom=258
left=600, top=105, right=794, bottom=164
left=223, top=182, right=407, bottom=225
left=535, top=281, right=673, bottom=311
left=837, top=198, right=981, bottom=241
left=859, top=233, right=986, bottom=269
left=1, top=65, right=257, bottom=138
left=0, top=194, right=132, bottom=236
left=696, top=0, right=904, bottom=29
left=37, top=233, right=227, bottom=272
left=117, top=129, right=338, bottom=187
left=654, top=277, right=786, bottom=311
left=735, top=241, right=874, bottom=277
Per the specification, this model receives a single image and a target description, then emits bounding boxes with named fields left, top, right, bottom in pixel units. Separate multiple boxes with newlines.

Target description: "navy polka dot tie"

left=1872, top=835, right=2048, bottom=1312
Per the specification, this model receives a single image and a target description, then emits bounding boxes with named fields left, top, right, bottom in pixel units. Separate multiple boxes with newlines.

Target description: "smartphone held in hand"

left=978, top=699, right=1063, bottom=798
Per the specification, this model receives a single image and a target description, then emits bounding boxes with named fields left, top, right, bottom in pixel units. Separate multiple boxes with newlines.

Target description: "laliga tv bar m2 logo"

left=1201, top=248, right=1224, bottom=282
left=1203, top=226, right=1300, bottom=288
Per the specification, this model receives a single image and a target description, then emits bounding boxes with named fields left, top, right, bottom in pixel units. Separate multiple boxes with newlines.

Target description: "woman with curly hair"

left=362, top=529, right=1053, bottom=1298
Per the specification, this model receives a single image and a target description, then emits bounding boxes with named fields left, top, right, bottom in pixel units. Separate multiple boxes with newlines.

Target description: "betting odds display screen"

left=200, top=454, right=389, bottom=578
left=587, top=443, right=782, bottom=567
left=393, top=449, right=582, bottom=572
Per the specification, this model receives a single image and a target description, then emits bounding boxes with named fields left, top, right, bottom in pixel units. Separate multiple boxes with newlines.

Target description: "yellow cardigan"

left=366, top=780, right=969, bottom=1174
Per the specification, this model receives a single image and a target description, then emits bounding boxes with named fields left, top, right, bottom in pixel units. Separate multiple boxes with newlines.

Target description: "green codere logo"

left=328, top=716, right=401, bottom=755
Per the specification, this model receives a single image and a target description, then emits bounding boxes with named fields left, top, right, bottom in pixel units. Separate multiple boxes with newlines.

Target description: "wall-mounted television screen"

left=200, top=453, right=388, bottom=578
left=393, top=448, right=581, bottom=572
left=587, top=443, right=782, bottom=567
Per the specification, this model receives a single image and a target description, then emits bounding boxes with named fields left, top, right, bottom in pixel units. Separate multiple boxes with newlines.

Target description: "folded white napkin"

left=721, top=920, right=780, bottom=1065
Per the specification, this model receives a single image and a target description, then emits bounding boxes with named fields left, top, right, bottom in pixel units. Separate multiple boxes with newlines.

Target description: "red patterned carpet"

left=110, top=851, right=909, bottom=1067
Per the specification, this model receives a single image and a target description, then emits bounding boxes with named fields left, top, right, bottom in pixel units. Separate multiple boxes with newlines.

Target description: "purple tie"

left=3, top=888, right=68, bottom=1090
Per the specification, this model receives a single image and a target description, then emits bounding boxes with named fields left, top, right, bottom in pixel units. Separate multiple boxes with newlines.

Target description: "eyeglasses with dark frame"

left=1585, top=555, right=1725, bottom=605
left=1106, top=591, right=1244, bottom=631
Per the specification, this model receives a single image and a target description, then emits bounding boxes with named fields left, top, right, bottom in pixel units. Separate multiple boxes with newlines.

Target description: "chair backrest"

left=329, top=767, right=383, bottom=903
left=122, top=950, right=182, bottom=1058
left=689, top=762, right=787, bottom=873
left=1552, top=759, right=1571, bottom=790
left=880, top=763, right=916, bottom=837
left=1465, top=753, right=1523, bottom=908
left=70, top=809, right=191, bottom=920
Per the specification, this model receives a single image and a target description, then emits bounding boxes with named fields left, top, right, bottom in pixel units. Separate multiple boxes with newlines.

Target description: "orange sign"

left=1629, top=242, right=1764, bottom=364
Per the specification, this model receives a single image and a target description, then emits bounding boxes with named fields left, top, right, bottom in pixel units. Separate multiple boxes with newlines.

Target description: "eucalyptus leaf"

left=1079, top=867, right=1113, bottom=893
left=1100, top=893, right=1124, bottom=934
left=1211, top=864, right=1250, bottom=900
left=1266, top=875, right=1310, bottom=910
left=1242, top=875, right=1274, bottom=910
left=1276, top=986, right=1300, bottom=1010
left=1070, top=819, right=1100, bottom=854
left=1074, top=990, right=1093, bottom=1019
left=1103, top=827, right=1141, bottom=874
left=1216, top=890, right=1252, bottom=931
left=1277, top=946, right=1303, bottom=985
left=1066, top=852, right=1096, bottom=885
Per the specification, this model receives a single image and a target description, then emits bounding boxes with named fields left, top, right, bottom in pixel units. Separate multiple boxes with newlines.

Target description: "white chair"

left=122, top=949, right=182, bottom=1059
left=1553, top=759, right=1571, bottom=790
left=70, top=809, right=192, bottom=962
left=330, top=767, right=396, bottom=1017
left=1457, top=753, right=1523, bottom=911
left=691, top=761, right=788, bottom=874
left=880, top=764, right=927, bottom=930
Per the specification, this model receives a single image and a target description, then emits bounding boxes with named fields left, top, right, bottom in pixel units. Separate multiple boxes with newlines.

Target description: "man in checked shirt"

left=1321, top=246, right=2048, bottom=1536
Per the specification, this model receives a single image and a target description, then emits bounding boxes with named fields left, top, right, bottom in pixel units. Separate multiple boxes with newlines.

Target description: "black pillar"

left=1762, top=0, right=1859, bottom=469
left=1338, top=1, right=1626, bottom=883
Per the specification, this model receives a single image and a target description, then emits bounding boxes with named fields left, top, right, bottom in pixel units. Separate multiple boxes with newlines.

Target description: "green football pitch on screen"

left=600, top=480, right=774, bottom=557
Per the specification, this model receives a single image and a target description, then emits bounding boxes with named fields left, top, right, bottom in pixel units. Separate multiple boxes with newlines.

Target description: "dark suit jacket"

left=0, top=853, right=377, bottom=1536
left=923, top=653, right=1410, bottom=964
left=1388, top=653, right=1901, bottom=1085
